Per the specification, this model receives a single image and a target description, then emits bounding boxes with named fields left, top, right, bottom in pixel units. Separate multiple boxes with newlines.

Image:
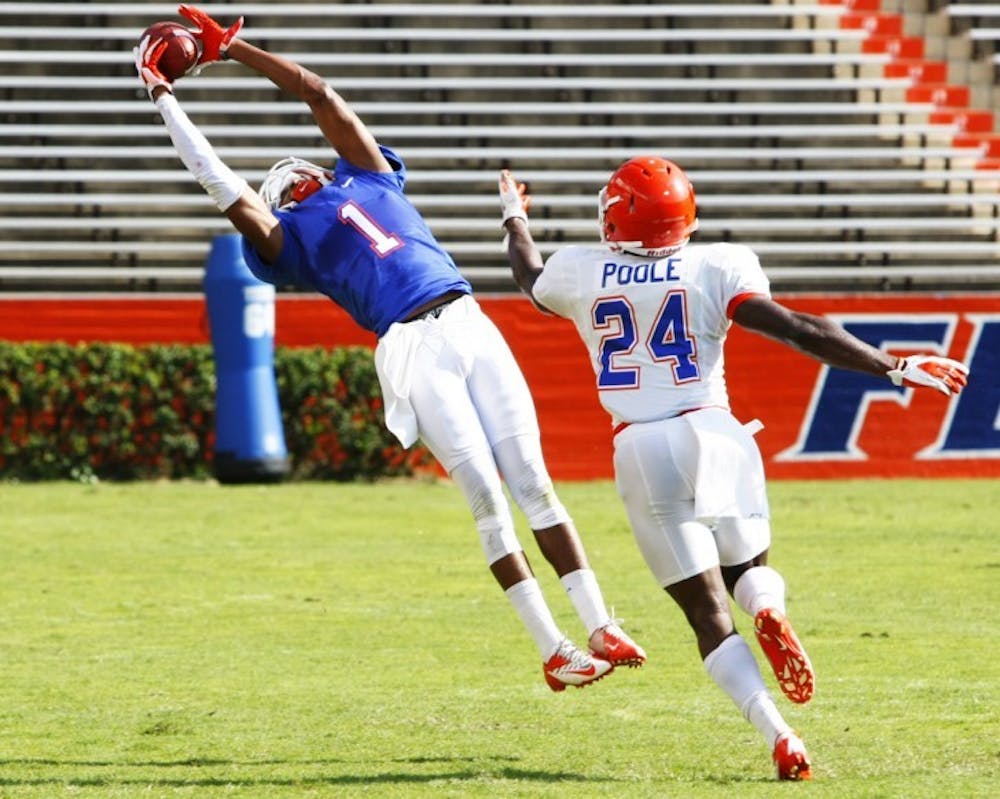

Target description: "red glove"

left=134, top=34, right=173, bottom=99
left=887, top=355, right=969, bottom=397
left=177, top=4, right=244, bottom=65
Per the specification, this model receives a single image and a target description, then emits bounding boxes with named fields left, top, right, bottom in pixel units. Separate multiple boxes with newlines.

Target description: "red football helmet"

left=599, top=156, right=699, bottom=257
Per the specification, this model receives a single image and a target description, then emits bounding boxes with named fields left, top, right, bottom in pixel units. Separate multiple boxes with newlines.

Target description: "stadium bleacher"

left=1, top=0, right=999, bottom=292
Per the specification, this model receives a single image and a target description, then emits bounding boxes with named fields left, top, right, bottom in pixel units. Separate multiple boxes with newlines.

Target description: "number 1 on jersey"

left=339, top=200, right=404, bottom=256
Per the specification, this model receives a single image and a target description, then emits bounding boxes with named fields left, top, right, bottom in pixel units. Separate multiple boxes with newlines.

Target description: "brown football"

left=140, top=21, right=199, bottom=81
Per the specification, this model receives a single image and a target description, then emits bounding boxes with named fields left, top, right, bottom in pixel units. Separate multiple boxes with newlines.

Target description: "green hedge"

left=0, top=342, right=432, bottom=482
left=276, top=345, right=432, bottom=480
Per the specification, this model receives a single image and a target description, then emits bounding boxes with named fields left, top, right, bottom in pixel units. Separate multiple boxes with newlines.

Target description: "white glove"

left=134, top=34, right=173, bottom=99
left=887, top=355, right=969, bottom=396
left=499, top=169, right=530, bottom=226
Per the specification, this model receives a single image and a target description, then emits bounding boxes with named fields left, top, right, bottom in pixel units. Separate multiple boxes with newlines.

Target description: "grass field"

left=0, top=478, right=997, bottom=798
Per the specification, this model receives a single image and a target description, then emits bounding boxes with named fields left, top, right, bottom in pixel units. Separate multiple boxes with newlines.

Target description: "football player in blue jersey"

left=135, top=5, right=646, bottom=690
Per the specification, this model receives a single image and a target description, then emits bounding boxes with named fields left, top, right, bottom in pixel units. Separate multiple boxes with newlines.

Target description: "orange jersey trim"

left=727, top=291, right=767, bottom=319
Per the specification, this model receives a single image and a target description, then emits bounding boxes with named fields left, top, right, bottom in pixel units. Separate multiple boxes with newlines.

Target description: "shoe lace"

left=609, top=606, right=629, bottom=628
left=600, top=610, right=627, bottom=636
left=554, top=640, right=593, bottom=671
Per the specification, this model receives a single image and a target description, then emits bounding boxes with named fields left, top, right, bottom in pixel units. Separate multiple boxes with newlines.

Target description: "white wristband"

left=155, top=93, right=248, bottom=211
left=501, top=206, right=528, bottom=226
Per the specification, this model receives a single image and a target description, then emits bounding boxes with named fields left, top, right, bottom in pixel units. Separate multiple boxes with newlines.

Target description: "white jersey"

left=533, top=242, right=770, bottom=427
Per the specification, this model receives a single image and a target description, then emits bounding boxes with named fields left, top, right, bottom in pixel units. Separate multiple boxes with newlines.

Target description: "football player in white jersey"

left=135, top=4, right=648, bottom=692
left=499, top=158, right=968, bottom=780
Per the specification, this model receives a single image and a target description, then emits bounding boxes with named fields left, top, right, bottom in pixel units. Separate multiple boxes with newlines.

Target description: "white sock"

left=744, top=690, right=793, bottom=749
left=733, top=565, right=786, bottom=618
left=505, top=577, right=564, bottom=659
left=703, top=634, right=790, bottom=747
left=559, top=568, right=610, bottom=636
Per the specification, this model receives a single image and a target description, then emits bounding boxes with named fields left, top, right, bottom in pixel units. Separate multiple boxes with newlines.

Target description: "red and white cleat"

left=754, top=608, right=815, bottom=704
left=588, top=622, right=647, bottom=668
left=543, top=639, right=613, bottom=692
left=773, top=731, right=813, bottom=781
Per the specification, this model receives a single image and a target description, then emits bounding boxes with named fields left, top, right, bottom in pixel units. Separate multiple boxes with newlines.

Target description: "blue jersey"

left=242, top=145, right=471, bottom=337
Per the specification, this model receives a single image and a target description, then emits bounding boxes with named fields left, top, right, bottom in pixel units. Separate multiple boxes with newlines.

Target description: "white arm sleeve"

left=154, top=93, right=248, bottom=212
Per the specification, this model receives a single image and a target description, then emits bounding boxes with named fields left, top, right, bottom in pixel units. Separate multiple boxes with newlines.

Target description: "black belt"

left=404, top=294, right=461, bottom=323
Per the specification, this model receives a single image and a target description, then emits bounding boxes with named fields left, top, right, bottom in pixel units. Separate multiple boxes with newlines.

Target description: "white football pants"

left=379, top=295, right=568, bottom=562
left=612, top=408, right=771, bottom=587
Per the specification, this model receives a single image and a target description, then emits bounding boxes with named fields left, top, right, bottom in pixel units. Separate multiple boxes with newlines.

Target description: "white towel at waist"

left=684, top=408, right=768, bottom=520
left=374, top=320, right=424, bottom=448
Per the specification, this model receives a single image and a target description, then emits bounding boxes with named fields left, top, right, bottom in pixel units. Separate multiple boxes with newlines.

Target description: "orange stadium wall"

left=1, top=293, right=997, bottom=480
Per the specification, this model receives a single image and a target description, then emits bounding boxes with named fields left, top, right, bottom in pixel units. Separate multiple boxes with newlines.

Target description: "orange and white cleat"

left=773, top=731, right=812, bottom=781
left=543, top=639, right=613, bottom=692
left=754, top=608, right=815, bottom=704
left=588, top=622, right=647, bottom=668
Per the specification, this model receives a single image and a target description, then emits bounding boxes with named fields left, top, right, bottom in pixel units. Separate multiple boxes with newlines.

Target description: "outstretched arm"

left=499, top=170, right=552, bottom=311
left=178, top=4, right=390, bottom=173
left=135, top=30, right=283, bottom=263
left=227, top=40, right=391, bottom=174
left=733, top=296, right=968, bottom=396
